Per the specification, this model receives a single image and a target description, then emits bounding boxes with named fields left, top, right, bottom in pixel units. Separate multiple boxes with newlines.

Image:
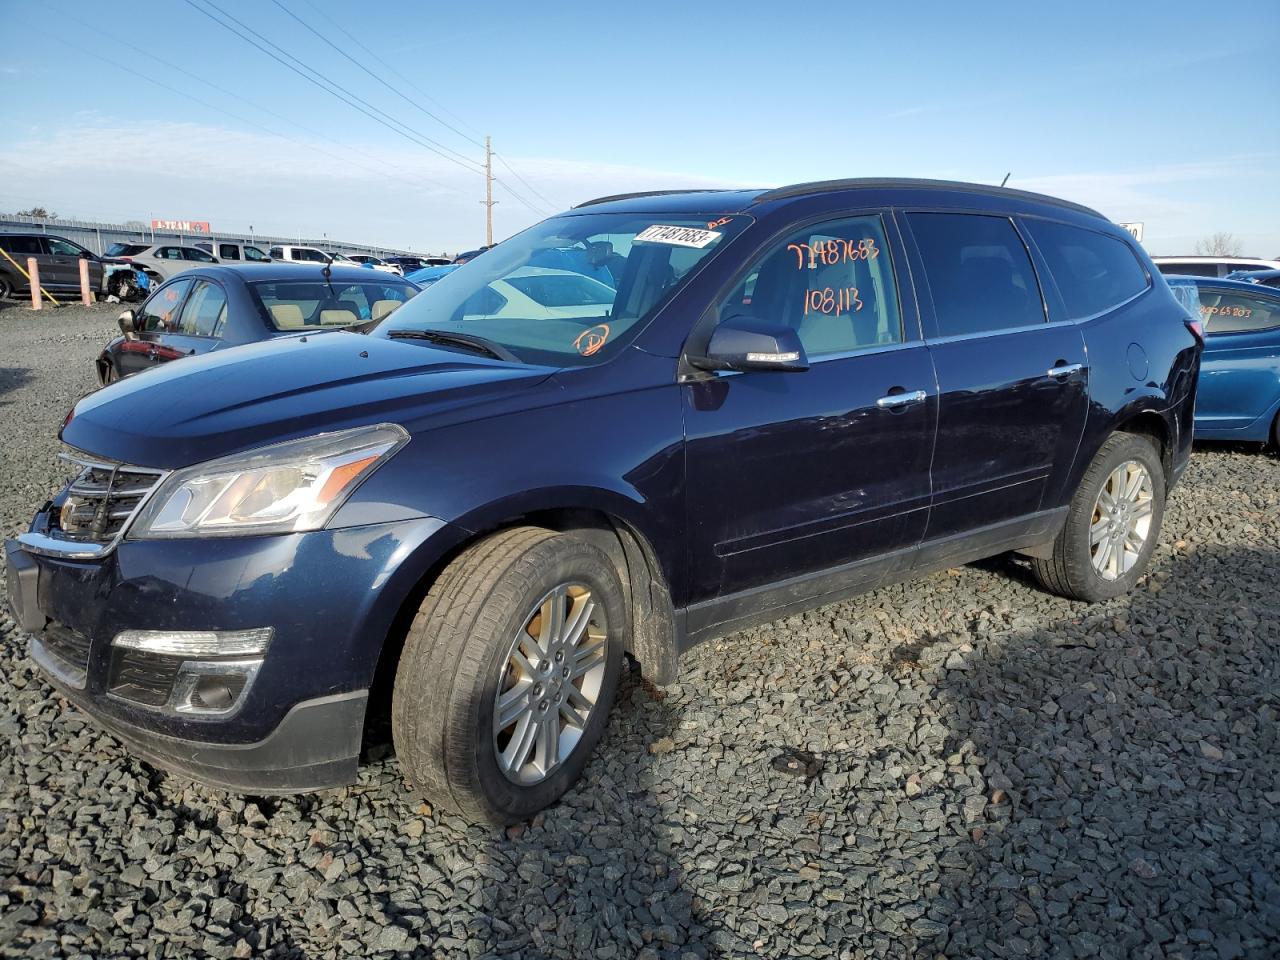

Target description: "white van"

left=268, top=245, right=359, bottom=266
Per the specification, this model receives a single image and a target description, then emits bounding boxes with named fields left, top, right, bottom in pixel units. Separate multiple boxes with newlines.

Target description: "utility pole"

left=481, top=135, right=496, bottom=247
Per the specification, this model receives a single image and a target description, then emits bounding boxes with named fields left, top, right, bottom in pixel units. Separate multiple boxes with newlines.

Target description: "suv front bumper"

left=5, top=514, right=452, bottom=793
left=36, top=654, right=367, bottom=793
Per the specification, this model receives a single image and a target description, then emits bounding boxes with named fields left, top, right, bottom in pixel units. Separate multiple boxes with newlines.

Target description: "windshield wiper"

left=387, top=329, right=520, bottom=362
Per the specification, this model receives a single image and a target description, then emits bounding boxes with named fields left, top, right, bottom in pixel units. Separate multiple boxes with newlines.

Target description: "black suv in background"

left=0, top=233, right=106, bottom=299
left=7, top=179, right=1201, bottom=825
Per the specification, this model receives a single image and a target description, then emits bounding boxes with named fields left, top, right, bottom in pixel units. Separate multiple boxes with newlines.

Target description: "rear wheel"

left=392, top=527, right=625, bottom=825
left=1031, top=433, right=1166, bottom=601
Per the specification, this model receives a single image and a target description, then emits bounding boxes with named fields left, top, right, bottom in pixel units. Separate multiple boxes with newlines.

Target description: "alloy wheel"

left=1090, top=459, right=1154, bottom=580
left=492, top=582, right=608, bottom=785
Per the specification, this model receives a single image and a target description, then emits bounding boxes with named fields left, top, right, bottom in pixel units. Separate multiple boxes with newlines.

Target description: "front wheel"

left=392, top=527, right=626, bottom=825
left=0, top=275, right=12, bottom=300
left=1031, top=433, right=1166, bottom=602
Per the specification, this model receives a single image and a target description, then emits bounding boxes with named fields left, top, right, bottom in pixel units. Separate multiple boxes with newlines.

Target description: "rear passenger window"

left=219, top=244, right=241, bottom=260
left=716, top=215, right=902, bottom=358
left=177, top=281, right=229, bottom=337
left=1198, top=289, right=1280, bottom=335
left=1024, top=220, right=1148, bottom=319
left=0, top=236, right=42, bottom=255
left=908, top=213, right=1045, bottom=336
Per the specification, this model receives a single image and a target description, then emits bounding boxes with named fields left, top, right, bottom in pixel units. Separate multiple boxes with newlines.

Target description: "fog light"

left=170, top=660, right=262, bottom=716
left=112, top=627, right=273, bottom=657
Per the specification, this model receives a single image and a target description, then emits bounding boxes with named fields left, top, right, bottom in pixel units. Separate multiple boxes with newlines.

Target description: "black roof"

left=573, top=178, right=1104, bottom=220
left=178, top=263, right=415, bottom=285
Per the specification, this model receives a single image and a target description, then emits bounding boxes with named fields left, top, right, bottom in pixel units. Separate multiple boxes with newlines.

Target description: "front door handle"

left=1047, top=362, right=1084, bottom=378
left=876, top=389, right=927, bottom=409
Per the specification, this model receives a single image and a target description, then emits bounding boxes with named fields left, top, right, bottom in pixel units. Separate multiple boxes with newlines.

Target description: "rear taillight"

left=1185, top=317, right=1205, bottom=345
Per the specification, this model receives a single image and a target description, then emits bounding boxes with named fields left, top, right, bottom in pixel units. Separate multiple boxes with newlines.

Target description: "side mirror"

left=690, top=316, right=809, bottom=373
left=118, top=309, right=137, bottom=335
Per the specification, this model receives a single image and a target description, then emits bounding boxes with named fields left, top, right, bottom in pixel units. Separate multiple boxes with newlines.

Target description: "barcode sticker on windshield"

left=634, top=224, right=722, bottom=248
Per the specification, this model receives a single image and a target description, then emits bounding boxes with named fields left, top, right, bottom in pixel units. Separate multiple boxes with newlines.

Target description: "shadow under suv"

left=5, top=179, right=1202, bottom=825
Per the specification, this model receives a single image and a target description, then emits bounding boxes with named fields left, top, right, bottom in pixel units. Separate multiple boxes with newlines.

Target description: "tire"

left=0, top=275, right=12, bottom=300
left=392, top=526, right=626, bottom=825
left=1031, top=433, right=1166, bottom=602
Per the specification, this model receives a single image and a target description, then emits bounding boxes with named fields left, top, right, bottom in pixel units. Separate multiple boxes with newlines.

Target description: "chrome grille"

left=49, top=452, right=166, bottom=546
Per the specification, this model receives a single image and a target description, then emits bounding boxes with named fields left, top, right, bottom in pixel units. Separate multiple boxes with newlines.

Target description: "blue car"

left=1166, top=276, right=1280, bottom=445
left=5, top=178, right=1200, bottom=824
left=1225, top=268, right=1280, bottom=289
left=404, top=263, right=458, bottom=287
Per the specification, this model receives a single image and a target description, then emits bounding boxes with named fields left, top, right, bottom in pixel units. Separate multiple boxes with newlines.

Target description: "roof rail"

left=573, top=188, right=738, bottom=209
left=751, top=178, right=1106, bottom=219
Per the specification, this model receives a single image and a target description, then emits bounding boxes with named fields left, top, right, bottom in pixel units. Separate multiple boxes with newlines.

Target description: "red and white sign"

left=151, top=219, right=211, bottom=233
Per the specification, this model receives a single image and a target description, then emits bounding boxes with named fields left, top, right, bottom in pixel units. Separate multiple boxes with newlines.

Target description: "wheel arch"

left=1113, top=407, right=1174, bottom=478
left=364, top=497, right=681, bottom=738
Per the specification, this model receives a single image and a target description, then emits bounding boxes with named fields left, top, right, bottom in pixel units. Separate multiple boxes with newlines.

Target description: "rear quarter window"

left=1024, top=220, right=1149, bottom=320
left=1198, top=289, right=1280, bottom=335
left=0, top=236, right=43, bottom=255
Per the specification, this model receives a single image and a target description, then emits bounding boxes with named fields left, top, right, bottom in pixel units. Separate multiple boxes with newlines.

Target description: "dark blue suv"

left=5, top=180, right=1201, bottom=824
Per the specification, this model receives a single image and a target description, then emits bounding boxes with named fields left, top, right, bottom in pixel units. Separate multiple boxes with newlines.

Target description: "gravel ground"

left=1, top=302, right=1277, bottom=959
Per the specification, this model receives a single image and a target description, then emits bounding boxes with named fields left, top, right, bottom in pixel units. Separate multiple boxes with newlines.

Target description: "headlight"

left=128, top=424, right=408, bottom=539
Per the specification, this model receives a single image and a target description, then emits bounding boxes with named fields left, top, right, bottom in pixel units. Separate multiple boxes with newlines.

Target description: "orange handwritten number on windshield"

left=574, top=324, right=610, bottom=357
left=788, top=237, right=880, bottom=269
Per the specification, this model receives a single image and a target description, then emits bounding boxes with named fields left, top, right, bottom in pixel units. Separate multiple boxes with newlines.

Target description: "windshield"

left=250, top=279, right=417, bottom=329
left=106, top=243, right=148, bottom=257
left=375, top=212, right=750, bottom=364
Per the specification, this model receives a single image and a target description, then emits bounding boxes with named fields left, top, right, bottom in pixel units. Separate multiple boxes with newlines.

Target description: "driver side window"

left=47, top=238, right=84, bottom=257
left=717, top=215, right=902, bottom=359
left=137, top=279, right=194, bottom=333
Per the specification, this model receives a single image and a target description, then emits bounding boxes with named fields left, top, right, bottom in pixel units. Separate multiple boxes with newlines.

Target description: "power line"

left=185, top=0, right=487, bottom=175
left=283, top=0, right=556, bottom=216
left=270, top=0, right=484, bottom=151
left=494, top=153, right=560, bottom=210
left=14, top=18, right=468, bottom=214
left=495, top=178, right=550, bottom=217
left=66, top=14, right=460, bottom=198
left=201, top=0, right=556, bottom=221
left=297, top=0, right=486, bottom=142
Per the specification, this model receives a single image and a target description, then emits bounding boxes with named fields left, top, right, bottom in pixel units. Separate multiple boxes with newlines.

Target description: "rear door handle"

left=876, top=389, right=927, bottom=409
left=1047, top=362, right=1084, bottom=378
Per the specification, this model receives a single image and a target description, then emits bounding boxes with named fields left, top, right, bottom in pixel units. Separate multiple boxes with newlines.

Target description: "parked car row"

left=94, top=264, right=420, bottom=383
left=6, top=178, right=1209, bottom=828
left=0, top=232, right=449, bottom=300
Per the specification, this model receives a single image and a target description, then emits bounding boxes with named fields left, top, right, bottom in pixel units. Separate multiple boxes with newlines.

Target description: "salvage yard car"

left=1166, top=275, right=1280, bottom=445
left=0, top=232, right=108, bottom=300
left=95, top=264, right=419, bottom=384
left=5, top=178, right=1201, bottom=825
left=104, top=243, right=221, bottom=287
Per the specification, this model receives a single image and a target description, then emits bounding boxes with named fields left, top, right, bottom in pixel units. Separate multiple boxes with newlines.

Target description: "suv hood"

left=64, top=331, right=557, bottom=468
